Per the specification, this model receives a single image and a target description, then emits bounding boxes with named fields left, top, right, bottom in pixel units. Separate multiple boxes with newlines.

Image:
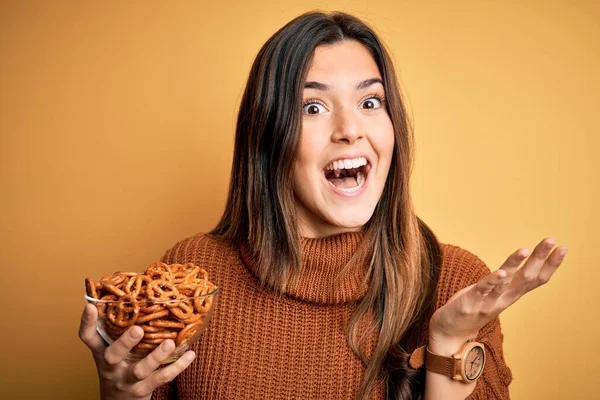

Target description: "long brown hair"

left=210, top=11, right=442, bottom=399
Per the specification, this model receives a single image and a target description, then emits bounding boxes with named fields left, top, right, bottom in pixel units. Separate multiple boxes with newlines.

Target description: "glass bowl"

left=84, top=286, right=218, bottom=364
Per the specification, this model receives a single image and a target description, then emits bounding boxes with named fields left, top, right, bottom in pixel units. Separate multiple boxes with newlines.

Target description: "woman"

left=79, top=11, right=567, bottom=400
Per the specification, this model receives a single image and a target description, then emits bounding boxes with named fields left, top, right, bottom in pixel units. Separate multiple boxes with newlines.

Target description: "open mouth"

left=323, top=156, right=371, bottom=194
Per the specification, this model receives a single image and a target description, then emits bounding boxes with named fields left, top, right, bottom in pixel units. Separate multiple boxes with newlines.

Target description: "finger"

left=518, top=238, right=556, bottom=282
left=104, top=325, right=144, bottom=365
left=489, top=248, right=530, bottom=300
left=131, top=350, right=196, bottom=398
left=499, top=248, right=530, bottom=276
left=129, top=339, right=177, bottom=381
left=471, top=269, right=507, bottom=298
left=79, top=304, right=107, bottom=357
left=537, top=246, right=568, bottom=284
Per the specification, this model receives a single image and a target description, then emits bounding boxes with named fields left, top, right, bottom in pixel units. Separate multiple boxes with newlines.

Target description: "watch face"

left=464, top=345, right=485, bottom=381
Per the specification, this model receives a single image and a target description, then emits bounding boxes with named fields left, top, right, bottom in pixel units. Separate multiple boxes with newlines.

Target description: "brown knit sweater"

left=151, top=232, right=512, bottom=399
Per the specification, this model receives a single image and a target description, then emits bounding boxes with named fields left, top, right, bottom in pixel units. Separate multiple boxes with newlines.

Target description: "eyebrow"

left=303, top=77, right=384, bottom=91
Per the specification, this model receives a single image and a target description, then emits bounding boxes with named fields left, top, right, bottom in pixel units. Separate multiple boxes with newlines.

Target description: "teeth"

left=333, top=171, right=366, bottom=193
left=325, top=156, right=368, bottom=171
left=357, top=171, right=365, bottom=185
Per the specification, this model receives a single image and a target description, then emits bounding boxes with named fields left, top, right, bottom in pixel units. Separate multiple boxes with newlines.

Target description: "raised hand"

left=429, top=237, right=568, bottom=347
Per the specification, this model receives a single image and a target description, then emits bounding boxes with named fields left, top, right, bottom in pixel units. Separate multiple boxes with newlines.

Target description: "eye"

left=360, top=94, right=386, bottom=110
left=302, top=100, right=327, bottom=116
left=301, top=94, right=387, bottom=116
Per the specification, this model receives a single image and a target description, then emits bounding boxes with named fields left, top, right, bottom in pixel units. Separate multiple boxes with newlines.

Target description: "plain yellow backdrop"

left=1, top=1, right=598, bottom=399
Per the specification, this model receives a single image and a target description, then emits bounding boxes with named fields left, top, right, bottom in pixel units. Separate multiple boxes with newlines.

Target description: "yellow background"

left=1, top=1, right=598, bottom=399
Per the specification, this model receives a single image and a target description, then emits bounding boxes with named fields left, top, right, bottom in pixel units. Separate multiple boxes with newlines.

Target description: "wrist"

left=428, top=333, right=478, bottom=357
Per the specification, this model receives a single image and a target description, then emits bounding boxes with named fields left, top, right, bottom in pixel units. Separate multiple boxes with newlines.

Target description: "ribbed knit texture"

left=151, top=232, right=512, bottom=400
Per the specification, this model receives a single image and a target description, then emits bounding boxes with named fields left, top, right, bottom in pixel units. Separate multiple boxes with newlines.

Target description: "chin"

left=327, top=210, right=374, bottom=230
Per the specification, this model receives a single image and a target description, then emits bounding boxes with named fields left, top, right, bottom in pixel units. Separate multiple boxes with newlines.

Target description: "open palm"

left=429, top=238, right=568, bottom=342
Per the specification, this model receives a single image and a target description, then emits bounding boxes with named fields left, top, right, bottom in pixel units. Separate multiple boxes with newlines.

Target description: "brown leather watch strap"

left=410, top=341, right=485, bottom=383
left=425, top=347, right=456, bottom=378
left=409, top=345, right=426, bottom=369
left=408, top=345, right=455, bottom=377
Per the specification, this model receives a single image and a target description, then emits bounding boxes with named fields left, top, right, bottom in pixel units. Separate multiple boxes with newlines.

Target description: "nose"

left=330, top=106, right=364, bottom=144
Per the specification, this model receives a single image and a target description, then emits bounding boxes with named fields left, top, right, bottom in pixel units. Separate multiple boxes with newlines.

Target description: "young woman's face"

left=293, top=40, right=395, bottom=238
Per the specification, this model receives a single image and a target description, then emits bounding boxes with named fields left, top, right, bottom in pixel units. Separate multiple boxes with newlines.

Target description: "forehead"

left=305, top=40, right=382, bottom=83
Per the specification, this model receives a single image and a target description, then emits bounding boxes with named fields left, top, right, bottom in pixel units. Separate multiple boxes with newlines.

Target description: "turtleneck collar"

left=239, top=232, right=371, bottom=305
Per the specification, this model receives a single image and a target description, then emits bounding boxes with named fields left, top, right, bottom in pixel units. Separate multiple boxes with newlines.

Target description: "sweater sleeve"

left=438, top=245, right=513, bottom=399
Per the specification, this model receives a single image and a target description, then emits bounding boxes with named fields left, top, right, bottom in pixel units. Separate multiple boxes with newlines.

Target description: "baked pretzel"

left=143, top=331, right=178, bottom=340
left=146, top=280, right=180, bottom=302
left=124, top=275, right=152, bottom=298
left=96, top=294, right=118, bottom=317
left=136, top=309, right=169, bottom=323
left=175, top=319, right=203, bottom=346
left=85, top=261, right=216, bottom=358
left=133, top=342, right=158, bottom=351
left=141, top=324, right=162, bottom=333
left=149, top=319, right=185, bottom=329
left=107, top=294, right=140, bottom=327
left=85, top=278, right=98, bottom=299
left=167, top=298, right=195, bottom=320
left=145, top=262, right=174, bottom=282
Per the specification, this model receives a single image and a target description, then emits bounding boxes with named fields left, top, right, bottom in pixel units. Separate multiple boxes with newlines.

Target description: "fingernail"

left=184, top=352, right=195, bottom=362
left=559, top=248, right=568, bottom=257
left=130, top=327, right=143, bottom=339
left=161, top=340, right=174, bottom=352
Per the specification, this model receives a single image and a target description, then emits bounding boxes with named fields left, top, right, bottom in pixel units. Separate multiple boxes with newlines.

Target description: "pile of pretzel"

left=85, top=262, right=216, bottom=355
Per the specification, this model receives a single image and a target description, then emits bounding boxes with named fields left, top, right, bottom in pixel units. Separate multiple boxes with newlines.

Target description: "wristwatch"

left=409, top=339, right=486, bottom=383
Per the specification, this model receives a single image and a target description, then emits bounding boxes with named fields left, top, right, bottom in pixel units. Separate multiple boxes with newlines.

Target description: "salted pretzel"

left=85, top=278, right=98, bottom=299
left=176, top=319, right=204, bottom=347
left=124, top=275, right=152, bottom=298
left=145, top=262, right=174, bottom=282
left=107, top=294, right=140, bottom=327
left=146, top=280, right=180, bottom=302
left=149, top=319, right=185, bottom=329
left=95, top=294, right=118, bottom=317
left=85, top=262, right=216, bottom=357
